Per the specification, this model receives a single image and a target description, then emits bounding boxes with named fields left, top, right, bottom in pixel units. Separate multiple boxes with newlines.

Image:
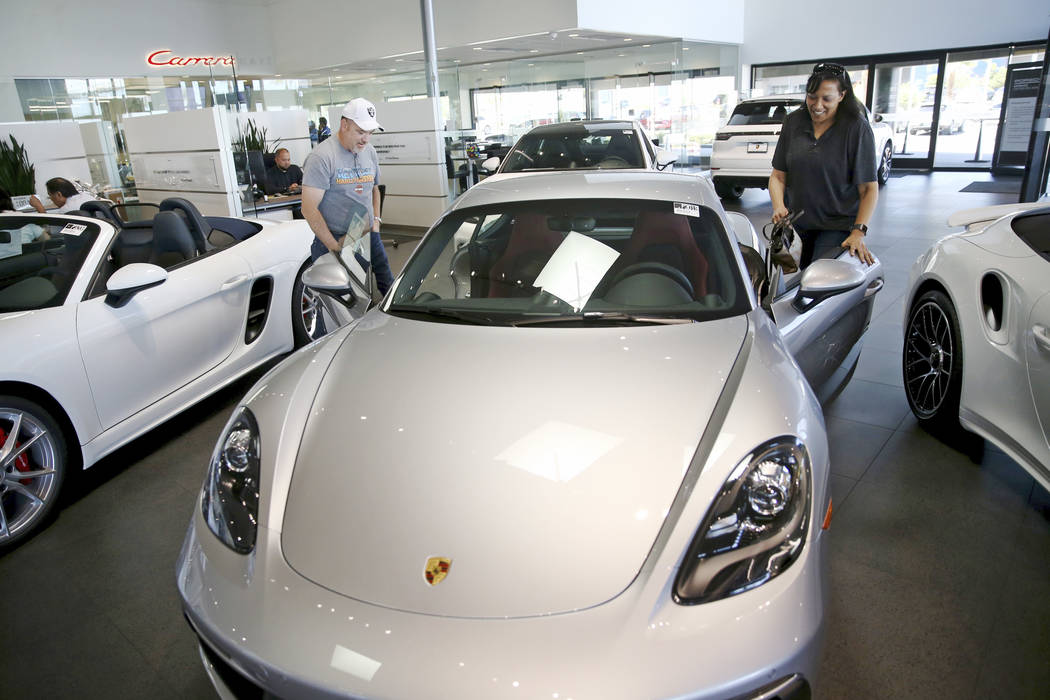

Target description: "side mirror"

left=105, top=263, right=167, bottom=307
left=655, top=149, right=677, bottom=171
left=791, top=259, right=866, bottom=312
left=481, top=156, right=500, bottom=173
left=303, top=258, right=355, bottom=294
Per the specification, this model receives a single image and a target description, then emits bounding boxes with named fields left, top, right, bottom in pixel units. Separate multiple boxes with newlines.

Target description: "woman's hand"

left=841, top=230, right=874, bottom=265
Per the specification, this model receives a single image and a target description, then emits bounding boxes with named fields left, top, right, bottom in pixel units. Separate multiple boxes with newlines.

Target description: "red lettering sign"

left=147, top=50, right=234, bottom=67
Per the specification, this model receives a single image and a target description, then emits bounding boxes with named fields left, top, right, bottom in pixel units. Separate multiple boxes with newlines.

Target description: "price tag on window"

left=60, top=223, right=88, bottom=236
left=673, top=202, right=700, bottom=218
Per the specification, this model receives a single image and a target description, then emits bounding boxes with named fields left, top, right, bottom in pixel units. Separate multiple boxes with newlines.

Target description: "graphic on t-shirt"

left=335, top=167, right=375, bottom=186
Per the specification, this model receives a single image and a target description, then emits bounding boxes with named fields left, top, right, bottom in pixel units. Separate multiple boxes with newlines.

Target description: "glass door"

left=934, top=48, right=1011, bottom=168
left=872, top=56, right=942, bottom=168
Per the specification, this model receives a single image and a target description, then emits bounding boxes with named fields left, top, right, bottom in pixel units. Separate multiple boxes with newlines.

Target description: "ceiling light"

left=642, top=44, right=651, bottom=48
left=618, top=54, right=625, bottom=57
left=569, top=33, right=579, bottom=38
left=473, top=47, right=483, bottom=51
left=683, top=47, right=690, bottom=51
left=576, top=51, right=584, bottom=55
left=623, top=38, right=632, bottom=42
left=529, top=49, right=539, bottom=53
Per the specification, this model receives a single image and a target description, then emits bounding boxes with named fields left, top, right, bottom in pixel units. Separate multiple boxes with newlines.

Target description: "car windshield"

left=500, top=125, right=645, bottom=172
left=386, top=198, right=749, bottom=326
left=727, top=101, right=802, bottom=126
left=0, top=216, right=101, bottom=312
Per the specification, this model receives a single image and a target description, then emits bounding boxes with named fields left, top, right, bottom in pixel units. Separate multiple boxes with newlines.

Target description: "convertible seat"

left=112, top=227, right=154, bottom=268
left=150, top=211, right=197, bottom=268
left=487, top=214, right=565, bottom=298
left=79, top=200, right=122, bottom=228
left=160, top=197, right=214, bottom=254
left=616, top=211, right=708, bottom=297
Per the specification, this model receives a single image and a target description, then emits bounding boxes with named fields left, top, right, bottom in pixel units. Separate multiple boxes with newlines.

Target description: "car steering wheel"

left=597, top=156, right=630, bottom=168
left=607, top=262, right=694, bottom=298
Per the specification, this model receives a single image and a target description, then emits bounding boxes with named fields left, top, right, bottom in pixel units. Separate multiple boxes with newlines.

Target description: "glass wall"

left=751, top=41, right=1047, bottom=171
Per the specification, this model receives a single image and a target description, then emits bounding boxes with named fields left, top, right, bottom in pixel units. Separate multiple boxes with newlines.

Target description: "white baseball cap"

left=341, top=98, right=383, bottom=131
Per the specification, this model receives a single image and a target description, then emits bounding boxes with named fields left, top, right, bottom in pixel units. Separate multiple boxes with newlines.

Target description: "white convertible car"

left=904, top=202, right=1050, bottom=491
left=178, top=170, right=886, bottom=699
left=0, top=199, right=316, bottom=546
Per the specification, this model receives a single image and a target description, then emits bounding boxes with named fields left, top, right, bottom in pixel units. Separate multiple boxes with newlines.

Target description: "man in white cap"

left=302, top=97, right=394, bottom=311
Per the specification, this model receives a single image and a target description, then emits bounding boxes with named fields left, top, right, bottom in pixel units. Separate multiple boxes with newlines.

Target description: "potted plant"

left=0, top=135, right=36, bottom=196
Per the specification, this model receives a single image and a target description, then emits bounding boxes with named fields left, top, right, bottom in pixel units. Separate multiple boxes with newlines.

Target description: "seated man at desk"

left=266, top=148, right=303, bottom=194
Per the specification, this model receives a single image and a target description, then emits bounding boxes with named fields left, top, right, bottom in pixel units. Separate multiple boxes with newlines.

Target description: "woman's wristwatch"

left=850, top=223, right=868, bottom=235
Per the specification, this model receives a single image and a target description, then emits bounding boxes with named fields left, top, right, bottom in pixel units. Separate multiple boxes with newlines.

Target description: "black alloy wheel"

left=903, top=290, right=964, bottom=434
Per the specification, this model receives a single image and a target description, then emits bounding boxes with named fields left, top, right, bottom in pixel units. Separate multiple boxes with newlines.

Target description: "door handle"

left=863, top=278, right=885, bottom=298
left=1034, top=325, right=1050, bottom=351
left=220, top=274, right=250, bottom=290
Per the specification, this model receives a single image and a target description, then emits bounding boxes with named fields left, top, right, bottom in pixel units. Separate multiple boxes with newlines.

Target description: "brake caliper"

left=0, top=427, right=32, bottom=485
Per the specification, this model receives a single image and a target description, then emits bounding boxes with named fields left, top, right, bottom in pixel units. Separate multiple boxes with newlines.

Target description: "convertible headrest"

left=159, top=197, right=213, bottom=253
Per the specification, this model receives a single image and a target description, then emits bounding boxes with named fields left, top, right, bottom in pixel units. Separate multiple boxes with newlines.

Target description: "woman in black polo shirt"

left=769, top=62, right=877, bottom=267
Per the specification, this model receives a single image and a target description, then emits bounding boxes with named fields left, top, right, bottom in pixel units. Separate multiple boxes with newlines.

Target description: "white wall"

left=229, top=110, right=312, bottom=167
left=741, top=0, right=1050, bottom=67
left=0, top=0, right=272, bottom=78
left=0, top=122, right=92, bottom=201
left=577, top=0, right=743, bottom=44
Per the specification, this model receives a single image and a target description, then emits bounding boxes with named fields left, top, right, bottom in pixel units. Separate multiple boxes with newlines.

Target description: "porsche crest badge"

left=424, top=557, right=452, bottom=586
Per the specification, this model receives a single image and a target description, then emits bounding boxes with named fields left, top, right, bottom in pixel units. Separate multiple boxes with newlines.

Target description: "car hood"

left=281, top=312, right=748, bottom=618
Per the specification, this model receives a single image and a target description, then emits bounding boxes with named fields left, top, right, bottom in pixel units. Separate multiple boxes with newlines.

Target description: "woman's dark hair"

left=0, top=186, right=13, bottom=212
left=45, top=177, right=78, bottom=197
left=806, top=62, right=863, bottom=122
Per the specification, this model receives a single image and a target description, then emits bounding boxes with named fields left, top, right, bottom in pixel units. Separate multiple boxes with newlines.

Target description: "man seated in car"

left=266, top=148, right=303, bottom=194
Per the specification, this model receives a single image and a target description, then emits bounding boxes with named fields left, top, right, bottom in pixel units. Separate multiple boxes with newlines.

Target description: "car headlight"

left=674, top=436, right=811, bottom=604
left=201, top=407, right=260, bottom=554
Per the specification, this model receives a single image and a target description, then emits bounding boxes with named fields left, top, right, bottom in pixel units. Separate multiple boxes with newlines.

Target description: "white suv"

left=709, top=95, right=894, bottom=200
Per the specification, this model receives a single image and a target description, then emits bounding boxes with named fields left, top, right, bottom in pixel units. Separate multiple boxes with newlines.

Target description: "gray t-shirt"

left=771, top=108, right=876, bottom=231
left=302, top=137, right=381, bottom=239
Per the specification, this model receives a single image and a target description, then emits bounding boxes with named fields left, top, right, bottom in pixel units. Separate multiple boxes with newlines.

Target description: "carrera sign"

left=147, top=50, right=234, bottom=67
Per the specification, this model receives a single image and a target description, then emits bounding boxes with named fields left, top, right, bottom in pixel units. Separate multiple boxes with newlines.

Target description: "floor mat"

left=960, top=180, right=1022, bottom=193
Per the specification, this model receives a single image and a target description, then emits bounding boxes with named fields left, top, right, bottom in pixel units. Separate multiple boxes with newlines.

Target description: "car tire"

left=877, top=142, right=892, bottom=186
left=0, top=396, right=67, bottom=548
left=291, top=261, right=321, bottom=347
left=714, top=181, right=744, bottom=200
left=903, top=290, right=965, bottom=436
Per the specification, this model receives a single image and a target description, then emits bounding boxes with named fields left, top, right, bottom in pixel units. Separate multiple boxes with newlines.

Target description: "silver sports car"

left=903, top=202, right=1050, bottom=491
left=177, top=171, right=884, bottom=699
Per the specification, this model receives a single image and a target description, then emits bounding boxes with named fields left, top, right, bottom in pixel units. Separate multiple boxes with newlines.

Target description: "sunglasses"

left=811, top=62, right=846, bottom=76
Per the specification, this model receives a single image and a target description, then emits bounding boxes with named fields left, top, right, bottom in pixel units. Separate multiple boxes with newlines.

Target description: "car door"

left=1027, top=291, right=1050, bottom=453
left=770, top=255, right=885, bottom=402
left=76, top=250, right=253, bottom=430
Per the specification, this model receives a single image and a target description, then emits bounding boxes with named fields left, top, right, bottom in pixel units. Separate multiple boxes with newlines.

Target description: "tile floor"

left=1, top=172, right=1047, bottom=699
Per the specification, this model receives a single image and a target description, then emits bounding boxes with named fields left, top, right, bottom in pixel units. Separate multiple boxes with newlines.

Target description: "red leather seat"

left=617, top=211, right=708, bottom=297
left=487, top=214, right=565, bottom=298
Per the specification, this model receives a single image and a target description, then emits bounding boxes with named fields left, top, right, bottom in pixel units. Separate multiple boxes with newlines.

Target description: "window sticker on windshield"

left=60, top=223, right=87, bottom=236
left=622, top=130, right=632, bottom=134
left=673, top=202, right=700, bottom=218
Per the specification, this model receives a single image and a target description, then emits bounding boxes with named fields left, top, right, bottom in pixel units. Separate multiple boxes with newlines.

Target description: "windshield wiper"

left=386, top=305, right=495, bottom=326
left=510, top=312, right=694, bottom=327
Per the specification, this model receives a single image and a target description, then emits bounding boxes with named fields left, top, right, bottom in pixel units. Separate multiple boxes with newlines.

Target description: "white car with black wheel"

left=0, top=199, right=319, bottom=547
left=709, top=95, right=894, bottom=200
left=903, top=203, right=1050, bottom=491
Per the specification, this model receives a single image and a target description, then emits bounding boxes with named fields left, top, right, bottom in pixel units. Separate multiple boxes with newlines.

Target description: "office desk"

left=244, top=194, right=302, bottom=221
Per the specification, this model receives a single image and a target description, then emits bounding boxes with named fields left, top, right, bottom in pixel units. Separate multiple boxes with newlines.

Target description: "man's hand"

left=288, top=183, right=300, bottom=192
left=29, top=195, right=46, bottom=213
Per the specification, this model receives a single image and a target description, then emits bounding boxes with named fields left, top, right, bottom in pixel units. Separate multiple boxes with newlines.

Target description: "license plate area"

left=747, top=142, right=768, bottom=154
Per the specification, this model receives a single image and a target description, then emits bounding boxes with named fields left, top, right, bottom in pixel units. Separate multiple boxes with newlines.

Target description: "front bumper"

left=177, top=507, right=826, bottom=700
